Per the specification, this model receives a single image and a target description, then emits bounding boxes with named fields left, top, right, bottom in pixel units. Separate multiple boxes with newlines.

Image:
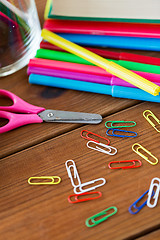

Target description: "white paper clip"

left=87, top=141, right=117, bottom=155
left=65, top=160, right=82, bottom=188
left=147, top=177, right=160, bottom=208
left=74, top=178, right=106, bottom=194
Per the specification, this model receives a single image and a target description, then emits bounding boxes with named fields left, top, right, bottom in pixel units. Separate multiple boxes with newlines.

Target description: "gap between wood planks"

left=0, top=101, right=143, bottom=160
left=124, top=223, right=160, bottom=240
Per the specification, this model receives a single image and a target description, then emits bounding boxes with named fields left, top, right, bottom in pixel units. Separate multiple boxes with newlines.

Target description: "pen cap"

left=112, top=85, right=160, bottom=102
left=105, top=61, right=160, bottom=96
left=120, top=52, right=160, bottom=66
left=118, top=60, right=160, bottom=75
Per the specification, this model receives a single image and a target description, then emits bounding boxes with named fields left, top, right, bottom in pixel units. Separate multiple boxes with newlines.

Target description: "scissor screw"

left=47, top=112, right=54, bottom=117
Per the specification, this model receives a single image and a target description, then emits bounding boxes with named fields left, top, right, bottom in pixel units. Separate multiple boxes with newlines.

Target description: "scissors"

left=0, top=89, right=102, bottom=134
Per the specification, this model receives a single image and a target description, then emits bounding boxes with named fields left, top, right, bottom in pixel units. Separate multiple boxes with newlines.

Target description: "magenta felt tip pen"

left=28, top=58, right=160, bottom=84
left=27, top=66, right=160, bottom=88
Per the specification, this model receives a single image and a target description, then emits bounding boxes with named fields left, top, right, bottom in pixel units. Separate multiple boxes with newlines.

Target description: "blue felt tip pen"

left=29, top=74, right=160, bottom=103
left=57, top=33, right=160, bottom=51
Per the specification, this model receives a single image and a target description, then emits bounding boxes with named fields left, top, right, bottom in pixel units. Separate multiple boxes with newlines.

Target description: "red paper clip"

left=68, top=191, right=102, bottom=203
left=81, top=130, right=110, bottom=144
left=108, top=160, right=142, bottom=170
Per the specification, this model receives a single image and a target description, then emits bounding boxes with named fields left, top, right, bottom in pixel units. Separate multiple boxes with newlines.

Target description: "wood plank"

left=0, top=69, right=140, bottom=158
left=0, top=101, right=160, bottom=240
left=1, top=0, right=160, bottom=158
left=138, top=230, right=160, bottom=240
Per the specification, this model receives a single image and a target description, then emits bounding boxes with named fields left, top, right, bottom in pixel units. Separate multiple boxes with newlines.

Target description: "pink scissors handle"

left=0, top=111, right=43, bottom=134
left=0, top=89, right=45, bottom=113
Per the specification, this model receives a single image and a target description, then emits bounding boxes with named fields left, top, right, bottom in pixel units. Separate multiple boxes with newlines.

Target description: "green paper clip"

left=85, top=206, right=117, bottom=227
left=105, top=120, right=136, bottom=128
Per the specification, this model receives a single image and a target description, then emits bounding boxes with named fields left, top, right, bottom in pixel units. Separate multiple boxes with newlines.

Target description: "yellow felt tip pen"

left=41, top=29, right=160, bottom=96
left=44, top=0, right=52, bottom=20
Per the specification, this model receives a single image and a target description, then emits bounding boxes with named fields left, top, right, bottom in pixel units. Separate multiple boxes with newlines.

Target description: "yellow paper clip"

left=132, top=143, right=158, bottom=165
left=28, top=176, right=61, bottom=185
left=143, top=110, right=160, bottom=133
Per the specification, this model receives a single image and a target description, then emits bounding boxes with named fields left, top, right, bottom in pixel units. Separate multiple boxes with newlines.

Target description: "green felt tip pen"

left=36, top=48, right=160, bottom=74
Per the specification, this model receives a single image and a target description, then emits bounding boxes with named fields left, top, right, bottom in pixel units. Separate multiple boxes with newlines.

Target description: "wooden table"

left=1, top=1, right=160, bottom=239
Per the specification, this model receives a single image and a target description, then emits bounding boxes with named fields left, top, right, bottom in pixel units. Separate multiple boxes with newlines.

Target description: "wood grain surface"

left=1, top=1, right=160, bottom=240
left=0, top=69, right=140, bottom=159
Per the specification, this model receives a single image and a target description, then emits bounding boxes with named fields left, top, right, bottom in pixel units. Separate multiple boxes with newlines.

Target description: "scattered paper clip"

left=65, top=160, right=82, bottom=188
left=68, top=191, right=102, bottom=203
left=106, top=128, right=137, bottom=138
left=147, top=177, right=160, bottom=208
left=28, top=176, right=61, bottom=185
left=65, top=160, right=106, bottom=194
left=128, top=190, right=151, bottom=214
left=132, top=143, right=158, bottom=165
left=87, top=141, right=117, bottom=155
left=108, top=160, right=142, bottom=170
left=105, top=120, right=136, bottom=128
left=74, top=178, right=106, bottom=194
left=85, top=206, right=117, bottom=227
left=143, top=110, right=160, bottom=133
left=81, top=130, right=110, bottom=144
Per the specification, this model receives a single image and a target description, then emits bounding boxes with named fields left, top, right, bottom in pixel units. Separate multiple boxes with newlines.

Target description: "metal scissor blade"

left=38, top=110, right=102, bottom=124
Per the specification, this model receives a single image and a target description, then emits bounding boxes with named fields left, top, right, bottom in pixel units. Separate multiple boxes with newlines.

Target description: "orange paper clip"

left=68, top=191, right=102, bottom=203
left=81, top=130, right=110, bottom=144
left=108, top=160, right=142, bottom=169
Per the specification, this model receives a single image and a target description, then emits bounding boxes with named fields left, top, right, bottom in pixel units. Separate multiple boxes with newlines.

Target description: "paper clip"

left=143, top=110, right=160, bottom=133
left=81, top=130, right=110, bottom=144
left=28, top=176, right=61, bottom=185
left=68, top=191, right=102, bottom=203
left=132, top=143, right=158, bottom=165
left=74, top=178, right=106, bottom=194
left=105, top=120, right=136, bottom=128
left=85, top=206, right=117, bottom=227
left=147, top=177, right=160, bottom=208
left=108, top=160, right=142, bottom=170
left=87, top=141, right=117, bottom=155
left=128, top=190, right=151, bottom=214
left=106, top=128, right=137, bottom=138
left=65, top=160, right=82, bottom=188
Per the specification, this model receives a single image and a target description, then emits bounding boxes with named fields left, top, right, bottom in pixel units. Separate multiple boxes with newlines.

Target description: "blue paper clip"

left=128, top=190, right=154, bottom=214
left=106, top=128, right=137, bottom=138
